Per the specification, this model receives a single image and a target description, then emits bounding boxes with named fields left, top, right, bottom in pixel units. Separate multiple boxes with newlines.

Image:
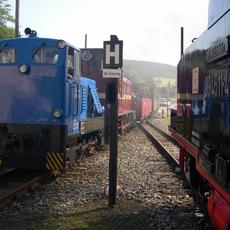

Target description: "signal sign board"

left=103, top=35, right=123, bottom=69
left=103, top=68, right=122, bottom=78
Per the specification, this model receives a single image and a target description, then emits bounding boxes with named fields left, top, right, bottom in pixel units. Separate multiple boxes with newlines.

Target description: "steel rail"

left=139, top=123, right=179, bottom=169
left=146, top=121, right=179, bottom=146
left=139, top=121, right=212, bottom=225
left=0, top=171, right=52, bottom=208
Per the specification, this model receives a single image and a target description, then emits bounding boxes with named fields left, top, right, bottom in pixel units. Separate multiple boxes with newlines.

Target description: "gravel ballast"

left=0, top=126, right=215, bottom=229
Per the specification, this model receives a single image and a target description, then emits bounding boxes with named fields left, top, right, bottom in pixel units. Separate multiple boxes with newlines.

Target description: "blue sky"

left=8, top=0, right=209, bottom=66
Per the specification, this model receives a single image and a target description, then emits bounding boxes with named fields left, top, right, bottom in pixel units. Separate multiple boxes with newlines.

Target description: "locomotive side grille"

left=46, top=152, right=64, bottom=171
left=215, top=154, right=230, bottom=187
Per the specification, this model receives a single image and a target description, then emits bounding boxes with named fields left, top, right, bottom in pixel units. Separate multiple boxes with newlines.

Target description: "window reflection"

left=33, top=47, right=59, bottom=64
left=0, top=48, right=16, bottom=64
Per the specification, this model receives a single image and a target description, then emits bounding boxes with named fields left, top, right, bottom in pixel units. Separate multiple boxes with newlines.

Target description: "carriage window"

left=0, top=48, right=16, bottom=64
left=33, top=47, right=59, bottom=64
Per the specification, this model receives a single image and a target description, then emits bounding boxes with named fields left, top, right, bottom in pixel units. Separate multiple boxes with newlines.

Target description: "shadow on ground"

left=0, top=198, right=215, bottom=230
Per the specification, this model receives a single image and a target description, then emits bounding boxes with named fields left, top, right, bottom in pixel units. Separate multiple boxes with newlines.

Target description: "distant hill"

left=123, top=60, right=177, bottom=97
left=123, top=60, right=176, bottom=81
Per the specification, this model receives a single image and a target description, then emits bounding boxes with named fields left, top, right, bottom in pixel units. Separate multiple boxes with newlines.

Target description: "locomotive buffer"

left=103, top=35, right=123, bottom=206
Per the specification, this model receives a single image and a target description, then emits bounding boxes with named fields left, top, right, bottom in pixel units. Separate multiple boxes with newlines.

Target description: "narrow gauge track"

left=139, top=120, right=213, bottom=228
left=0, top=143, right=100, bottom=209
left=139, top=120, right=180, bottom=168
left=0, top=169, right=52, bottom=208
left=146, top=120, right=178, bottom=145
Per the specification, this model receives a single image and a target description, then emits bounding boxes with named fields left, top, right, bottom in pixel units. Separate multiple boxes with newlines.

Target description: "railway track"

left=139, top=120, right=180, bottom=168
left=0, top=144, right=100, bottom=209
left=0, top=169, right=52, bottom=208
left=138, top=120, right=213, bottom=225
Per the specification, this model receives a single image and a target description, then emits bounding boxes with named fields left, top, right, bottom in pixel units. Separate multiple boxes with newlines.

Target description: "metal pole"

left=85, top=34, right=87, bottom=48
left=15, top=0, right=19, bottom=37
left=166, top=82, right=169, bottom=118
left=181, top=27, right=184, bottom=57
left=108, top=78, right=118, bottom=206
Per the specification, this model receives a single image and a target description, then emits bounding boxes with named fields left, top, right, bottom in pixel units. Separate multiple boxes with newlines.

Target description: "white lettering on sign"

left=192, top=67, right=199, bottom=94
left=103, top=68, right=122, bottom=78
left=105, top=44, right=120, bottom=65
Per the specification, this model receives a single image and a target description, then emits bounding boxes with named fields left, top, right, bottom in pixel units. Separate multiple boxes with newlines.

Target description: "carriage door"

left=72, top=50, right=81, bottom=134
left=65, top=47, right=80, bottom=135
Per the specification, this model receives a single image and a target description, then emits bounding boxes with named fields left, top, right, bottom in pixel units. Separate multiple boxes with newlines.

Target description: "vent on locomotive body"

left=215, top=154, right=230, bottom=188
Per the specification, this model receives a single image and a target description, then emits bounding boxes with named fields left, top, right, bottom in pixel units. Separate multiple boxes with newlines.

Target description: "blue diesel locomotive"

left=0, top=29, right=104, bottom=171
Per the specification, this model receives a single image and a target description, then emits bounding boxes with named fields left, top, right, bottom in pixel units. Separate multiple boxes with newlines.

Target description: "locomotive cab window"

left=68, top=47, right=74, bottom=77
left=33, top=47, right=59, bottom=64
left=67, top=47, right=81, bottom=78
left=74, top=50, right=81, bottom=76
left=0, top=48, right=16, bottom=64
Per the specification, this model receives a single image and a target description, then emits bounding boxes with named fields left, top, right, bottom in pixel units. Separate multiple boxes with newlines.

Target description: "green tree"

left=0, top=0, right=14, bottom=39
left=123, top=64, right=144, bottom=94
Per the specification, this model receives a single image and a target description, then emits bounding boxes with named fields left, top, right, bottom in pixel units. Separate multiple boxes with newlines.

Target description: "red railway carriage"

left=81, top=48, right=135, bottom=133
left=117, top=77, right=135, bottom=132
left=132, top=86, right=152, bottom=121
left=118, top=77, right=132, bottom=115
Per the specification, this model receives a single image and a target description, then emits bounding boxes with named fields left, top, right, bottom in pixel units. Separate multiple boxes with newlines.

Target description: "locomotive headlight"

left=52, top=109, right=62, bottom=118
left=18, top=64, right=29, bottom=74
left=57, top=40, right=66, bottom=48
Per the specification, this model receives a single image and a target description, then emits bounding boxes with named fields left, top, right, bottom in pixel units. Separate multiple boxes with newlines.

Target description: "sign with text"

left=103, top=68, right=122, bottom=78
left=103, top=35, right=123, bottom=69
left=192, top=67, right=199, bottom=94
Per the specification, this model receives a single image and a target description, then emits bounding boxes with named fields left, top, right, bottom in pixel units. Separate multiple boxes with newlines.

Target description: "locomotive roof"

left=208, top=0, right=230, bottom=28
left=180, top=0, right=230, bottom=63
left=0, top=37, right=80, bottom=51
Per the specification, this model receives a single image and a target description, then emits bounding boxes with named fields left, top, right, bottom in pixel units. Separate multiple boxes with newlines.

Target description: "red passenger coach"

left=141, top=98, right=152, bottom=118
left=117, top=77, right=135, bottom=132
left=81, top=48, right=135, bottom=133
left=132, top=87, right=152, bottom=121
left=118, top=77, right=132, bottom=115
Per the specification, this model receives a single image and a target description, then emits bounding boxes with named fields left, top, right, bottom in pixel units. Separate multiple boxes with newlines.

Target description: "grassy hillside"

left=154, top=77, right=176, bottom=87
left=123, top=59, right=177, bottom=98
left=123, top=60, right=176, bottom=81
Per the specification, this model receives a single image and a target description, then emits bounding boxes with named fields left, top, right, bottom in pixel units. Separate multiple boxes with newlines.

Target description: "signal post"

left=103, top=35, right=123, bottom=206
